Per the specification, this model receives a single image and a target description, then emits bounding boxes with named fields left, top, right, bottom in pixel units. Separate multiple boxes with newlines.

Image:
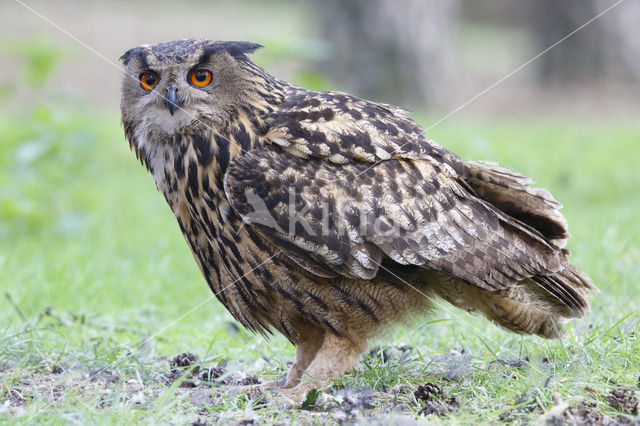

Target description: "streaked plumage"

left=120, top=39, right=595, bottom=401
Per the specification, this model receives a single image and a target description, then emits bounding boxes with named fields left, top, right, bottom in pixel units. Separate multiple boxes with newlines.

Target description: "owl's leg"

left=280, top=326, right=325, bottom=389
left=240, top=322, right=324, bottom=395
left=277, top=333, right=364, bottom=402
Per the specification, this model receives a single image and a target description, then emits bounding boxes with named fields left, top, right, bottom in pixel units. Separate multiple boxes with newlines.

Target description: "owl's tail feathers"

left=431, top=265, right=596, bottom=338
left=440, top=161, right=596, bottom=337
left=463, top=160, right=569, bottom=249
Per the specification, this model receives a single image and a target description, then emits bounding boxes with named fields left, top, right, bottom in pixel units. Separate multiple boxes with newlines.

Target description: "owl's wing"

left=224, top=144, right=565, bottom=291
left=263, top=90, right=465, bottom=176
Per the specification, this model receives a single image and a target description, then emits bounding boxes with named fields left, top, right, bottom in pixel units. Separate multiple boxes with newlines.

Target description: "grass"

left=1, top=101, right=639, bottom=424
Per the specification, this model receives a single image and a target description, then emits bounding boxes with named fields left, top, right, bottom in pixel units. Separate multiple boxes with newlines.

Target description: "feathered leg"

left=280, top=326, right=325, bottom=389
left=277, top=332, right=364, bottom=401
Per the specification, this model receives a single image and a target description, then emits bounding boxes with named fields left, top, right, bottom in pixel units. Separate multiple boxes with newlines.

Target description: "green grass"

left=1, top=102, right=639, bottom=424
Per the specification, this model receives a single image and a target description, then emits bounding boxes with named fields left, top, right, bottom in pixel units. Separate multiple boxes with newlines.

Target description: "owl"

left=120, top=39, right=595, bottom=402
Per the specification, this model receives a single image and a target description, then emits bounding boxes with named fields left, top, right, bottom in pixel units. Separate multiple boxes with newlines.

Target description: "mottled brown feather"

left=225, top=145, right=566, bottom=292
left=120, top=39, right=596, bottom=401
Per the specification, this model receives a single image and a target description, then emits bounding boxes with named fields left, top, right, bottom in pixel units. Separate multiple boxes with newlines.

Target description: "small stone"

left=125, top=379, right=143, bottom=392
left=130, top=391, right=146, bottom=405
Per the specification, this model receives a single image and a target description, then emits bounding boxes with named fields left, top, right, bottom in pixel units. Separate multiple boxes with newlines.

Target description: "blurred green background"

left=0, top=0, right=639, bottom=422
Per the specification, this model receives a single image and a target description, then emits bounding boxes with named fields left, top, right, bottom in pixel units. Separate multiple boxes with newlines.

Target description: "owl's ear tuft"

left=120, top=47, right=145, bottom=65
left=202, top=41, right=263, bottom=61
left=222, top=41, right=263, bottom=56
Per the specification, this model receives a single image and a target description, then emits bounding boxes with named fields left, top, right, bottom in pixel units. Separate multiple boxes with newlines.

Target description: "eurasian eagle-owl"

left=119, top=39, right=595, bottom=401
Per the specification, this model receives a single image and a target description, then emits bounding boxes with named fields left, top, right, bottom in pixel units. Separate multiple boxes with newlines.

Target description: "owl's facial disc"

left=121, top=40, right=266, bottom=136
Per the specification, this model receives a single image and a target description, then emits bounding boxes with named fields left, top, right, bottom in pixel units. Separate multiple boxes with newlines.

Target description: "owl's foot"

left=238, top=330, right=363, bottom=406
left=256, top=378, right=284, bottom=391
left=274, top=332, right=364, bottom=404
left=276, top=382, right=323, bottom=404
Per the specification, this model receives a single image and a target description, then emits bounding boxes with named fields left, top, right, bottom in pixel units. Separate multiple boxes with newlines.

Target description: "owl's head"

left=120, top=39, right=270, bottom=137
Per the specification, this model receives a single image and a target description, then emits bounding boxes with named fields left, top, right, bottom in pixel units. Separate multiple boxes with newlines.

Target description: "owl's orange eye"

left=139, top=72, right=158, bottom=90
left=190, top=69, right=212, bottom=87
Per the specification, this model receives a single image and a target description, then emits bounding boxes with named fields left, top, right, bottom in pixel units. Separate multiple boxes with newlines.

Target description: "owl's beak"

left=165, top=83, right=181, bottom=116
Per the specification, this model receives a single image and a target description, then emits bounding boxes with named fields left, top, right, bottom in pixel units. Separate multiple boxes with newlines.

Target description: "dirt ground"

left=3, top=348, right=639, bottom=424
